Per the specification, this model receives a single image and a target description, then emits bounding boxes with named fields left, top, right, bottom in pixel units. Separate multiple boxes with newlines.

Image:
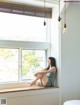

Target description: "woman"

left=30, top=57, right=57, bottom=87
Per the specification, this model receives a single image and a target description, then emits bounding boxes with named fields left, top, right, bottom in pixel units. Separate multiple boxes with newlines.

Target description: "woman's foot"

left=28, top=80, right=36, bottom=86
left=31, top=80, right=36, bottom=85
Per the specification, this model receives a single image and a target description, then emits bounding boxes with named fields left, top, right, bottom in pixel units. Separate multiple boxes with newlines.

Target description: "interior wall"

left=61, top=3, right=80, bottom=104
left=51, top=5, right=60, bottom=87
left=0, top=88, right=60, bottom=105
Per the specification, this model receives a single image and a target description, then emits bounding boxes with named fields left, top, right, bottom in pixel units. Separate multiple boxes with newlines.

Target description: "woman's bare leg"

left=40, top=75, right=48, bottom=86
left=30, top=72, right=49, bottom=86
left=30, top=73, right=43, bottom=86
left=35, top=74, right=49, bottom=86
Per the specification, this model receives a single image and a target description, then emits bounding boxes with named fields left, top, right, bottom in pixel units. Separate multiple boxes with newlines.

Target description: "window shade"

left=0, top=2, right=52, bottom=18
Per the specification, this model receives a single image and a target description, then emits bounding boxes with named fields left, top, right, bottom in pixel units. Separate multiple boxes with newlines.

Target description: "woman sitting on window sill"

left=29, top=57, right=57, bottom=87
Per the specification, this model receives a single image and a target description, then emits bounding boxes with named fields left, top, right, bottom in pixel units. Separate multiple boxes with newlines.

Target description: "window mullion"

left=18, top=48, right=22, bottom=82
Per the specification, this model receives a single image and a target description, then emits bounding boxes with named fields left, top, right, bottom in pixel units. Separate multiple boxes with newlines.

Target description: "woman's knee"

left=36, top=73, right=43, bottom=79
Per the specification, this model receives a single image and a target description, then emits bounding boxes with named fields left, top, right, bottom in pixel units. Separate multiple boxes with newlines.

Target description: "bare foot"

left=27, top=80, right=36, bottom=87
left=27, top=83, right=32, bottom=87
left=30, top=80, right=36, bottom=86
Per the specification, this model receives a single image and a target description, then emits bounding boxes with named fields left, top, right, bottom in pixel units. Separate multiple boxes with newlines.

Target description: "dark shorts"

left=41, top=80, right=51, bottom=87
left=45, top=80, right=52, bottom=87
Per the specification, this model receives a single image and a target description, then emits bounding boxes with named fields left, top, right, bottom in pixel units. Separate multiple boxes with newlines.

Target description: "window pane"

left=22, top=50, right=46, bottom=80
left=0, top=48, right=18, bottom=82
left=0, top=12, right=47, bottom=42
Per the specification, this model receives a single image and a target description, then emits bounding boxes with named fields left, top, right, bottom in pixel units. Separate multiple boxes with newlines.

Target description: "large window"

left=0, top=10, right=51, bottom=83
left=0, top=48, right=46, bottom=83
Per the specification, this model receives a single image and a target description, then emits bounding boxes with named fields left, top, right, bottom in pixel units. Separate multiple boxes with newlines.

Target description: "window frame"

left=0, top=14, right=51, bottom=86
left=0, top=41, right=50, bottom=84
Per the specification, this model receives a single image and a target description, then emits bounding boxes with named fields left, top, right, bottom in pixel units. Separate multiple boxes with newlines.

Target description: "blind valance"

left=0, top=2, right=52, bottom=18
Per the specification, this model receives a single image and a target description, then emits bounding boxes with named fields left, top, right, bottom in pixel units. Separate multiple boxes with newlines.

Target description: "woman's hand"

left=34, top=72, right=39, bottom=77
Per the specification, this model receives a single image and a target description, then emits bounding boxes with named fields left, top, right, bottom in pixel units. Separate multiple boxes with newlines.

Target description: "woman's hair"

left=46, top=57, right=56, bottom=70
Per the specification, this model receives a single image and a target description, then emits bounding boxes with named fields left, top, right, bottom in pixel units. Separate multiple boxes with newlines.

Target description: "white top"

left=64, top=100, right=80, bottom=105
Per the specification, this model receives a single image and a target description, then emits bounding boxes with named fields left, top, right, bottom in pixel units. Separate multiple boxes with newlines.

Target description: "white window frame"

left=0, top=41, right=50, bottom=85
left=0, top=19, right=51, bottom=88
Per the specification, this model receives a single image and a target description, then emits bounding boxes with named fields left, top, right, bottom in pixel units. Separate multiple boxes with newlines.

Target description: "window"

left=22, top=50, right=46, bottom=80
left=0, top=48, right=46, bottom=83
left=0, top=12, right=47, bottom=42
left=0, top=9, right=51, bottom=83
left=0, top=48, right=18, bottom=82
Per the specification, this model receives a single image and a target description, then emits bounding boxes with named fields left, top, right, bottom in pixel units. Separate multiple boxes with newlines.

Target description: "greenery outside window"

left=0, top=48, right=47, bottom=83
left=22, top=50, right=46, bottom=80
left=0, top=48, right=18, bottom=82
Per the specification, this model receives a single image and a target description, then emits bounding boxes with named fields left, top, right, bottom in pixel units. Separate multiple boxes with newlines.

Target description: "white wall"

left=51, top=4, right=60, bottom=87
left=61, top=4, right=80, bottom=104
left=0, top=88, right=60, bottom=105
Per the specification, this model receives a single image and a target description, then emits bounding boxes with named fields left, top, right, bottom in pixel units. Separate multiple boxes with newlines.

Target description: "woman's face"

left=48, top=59, right=51, bottom=65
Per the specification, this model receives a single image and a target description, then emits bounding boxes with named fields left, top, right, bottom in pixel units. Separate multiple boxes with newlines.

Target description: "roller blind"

left=0, top=2, right=52, bottom=18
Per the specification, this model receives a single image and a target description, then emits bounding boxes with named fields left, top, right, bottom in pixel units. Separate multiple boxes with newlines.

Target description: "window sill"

left=0, top=85, right=59, bottom=94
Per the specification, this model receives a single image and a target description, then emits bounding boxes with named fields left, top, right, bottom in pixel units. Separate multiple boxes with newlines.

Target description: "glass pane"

left=0, top=48, right=18, bottom=82
left=0, top=12, right=47, bottom=42
left=22, top=50, right=46, bottom=80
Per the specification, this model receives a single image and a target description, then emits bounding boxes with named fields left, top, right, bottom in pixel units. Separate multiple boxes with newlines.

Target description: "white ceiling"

left=2, top=0, right=59, bottom=3
left=0, top=0, right=59, bottom=7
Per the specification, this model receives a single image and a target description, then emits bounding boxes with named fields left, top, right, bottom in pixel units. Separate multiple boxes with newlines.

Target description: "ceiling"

left=0, top=0, right=59, bottom=7
left=1, top=0, right=59, bottom=3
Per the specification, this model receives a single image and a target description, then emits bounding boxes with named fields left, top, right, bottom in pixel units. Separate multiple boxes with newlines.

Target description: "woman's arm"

left=39, top=67, right=56, bottom=74
left=47, top=67, right=56, bottom=73
left=34, top=68, right=47, bottom=76
left=41, top=67, right=48, bottom=71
